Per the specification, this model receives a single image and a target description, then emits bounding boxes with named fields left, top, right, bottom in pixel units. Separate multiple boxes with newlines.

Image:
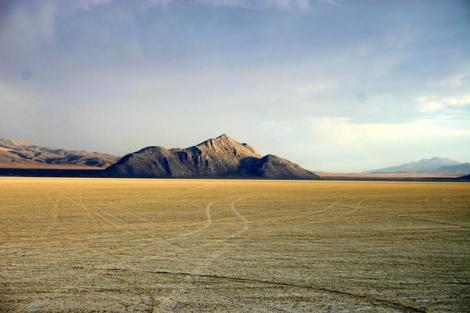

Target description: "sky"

left=0, top=0, right=469, bottom=172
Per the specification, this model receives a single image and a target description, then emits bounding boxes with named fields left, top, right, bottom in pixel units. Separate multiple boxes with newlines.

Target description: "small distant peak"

left=208, top=134, right=237, bottom=145
left=422, top=156, right=457, bottom=163
left=429, top=156, right=448, bottom=160
left=215, top=133, right=232, bottom=140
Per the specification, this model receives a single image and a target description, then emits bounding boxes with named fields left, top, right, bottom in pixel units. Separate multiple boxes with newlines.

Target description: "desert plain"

left=0, top=178, right=469, bottom=312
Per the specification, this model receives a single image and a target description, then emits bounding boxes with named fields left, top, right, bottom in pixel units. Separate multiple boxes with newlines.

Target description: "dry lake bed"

left=0, top=178, right=469, bottom=312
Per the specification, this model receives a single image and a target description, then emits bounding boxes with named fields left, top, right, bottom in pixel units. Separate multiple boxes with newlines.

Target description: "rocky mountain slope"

left=105, top=134, right=318, bottom=179
left=0, top=138, right=119, bottom=168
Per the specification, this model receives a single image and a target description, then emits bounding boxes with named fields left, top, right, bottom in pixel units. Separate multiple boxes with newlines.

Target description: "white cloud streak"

left=417, top=95, right=470, bottom=112
left=428, top=74, right=468, bottom=87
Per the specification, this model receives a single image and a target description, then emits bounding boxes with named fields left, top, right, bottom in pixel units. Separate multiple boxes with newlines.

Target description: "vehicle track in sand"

left=96, top=195, right=226, bottom=313
left=26, top=195, right=226, bottom=312
left=254, top=198, right=366, bottom=227
left=24, top=192, right=125, bottom=312
left=0, top=188, right=11, bottom=246
left=402, top=196, right=470, bottom=229
left=158, top=197, right=249, bottom=312
left=37, top=189, right=63, bottom=240
left=3, top=179, right=469, bottom=313
left=125, top=268, right=427, bottom=313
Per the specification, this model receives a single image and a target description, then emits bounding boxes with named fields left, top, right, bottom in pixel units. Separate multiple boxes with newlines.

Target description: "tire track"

left=117, top=183, right=217, bottom=226
left=27, top=196, right=226, bottom=312
left=127, top=197, right=220, bottom=245
left=246, top=198, right=341, bottom=223
left=66, top=193, right=121, bottom=230
left=26, top=191, right=125, bottom=311
left=26, top=286, right=130, bottom=313
left=0, top=188, right=12, bottom=246
left=106, top=196, right=225, bottom=313
left=158, top=197, right=249, bottom=312
left=0, top=190, right=63, bottom=246
left=408, top=217, right=470, bottom=229
left=99, top=192, right=223, bottom=313
left=41, top=190, right=62, bottom=238
left=404, top=195, right=470, bottom=229
left=254, top=198, right=349, bottom=225
left=125, top=269, right=426, bottom=313
left=0, top=229, right=10, bottom=247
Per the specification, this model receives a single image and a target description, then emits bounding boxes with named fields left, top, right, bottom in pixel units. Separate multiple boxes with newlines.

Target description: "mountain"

left=0, top=138, right=119, bottom=169
left=105, top=134, right=318, bottom=179
left=435, top=163, right=470, bottom=176
left=459, top=174, right=470, bottom=181
left=367, top=157, right=460, bottom=174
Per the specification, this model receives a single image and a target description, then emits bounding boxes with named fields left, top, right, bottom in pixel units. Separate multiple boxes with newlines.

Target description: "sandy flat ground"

left=0, top=178, right=469, bottom=312
left=316, top=172, right=459, bottom=179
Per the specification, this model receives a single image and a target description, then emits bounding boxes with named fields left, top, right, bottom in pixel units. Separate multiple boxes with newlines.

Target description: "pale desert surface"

left=316, top=172, right=459, bottom=179
left=0, top=178, right=469, bottom=312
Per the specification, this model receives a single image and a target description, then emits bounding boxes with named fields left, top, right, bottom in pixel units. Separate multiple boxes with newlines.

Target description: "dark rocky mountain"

left=105, top=134, right=318, bottom=179
left=0, top=138, right=119, bottom=169
left=367, top=157, right=460, bottom=174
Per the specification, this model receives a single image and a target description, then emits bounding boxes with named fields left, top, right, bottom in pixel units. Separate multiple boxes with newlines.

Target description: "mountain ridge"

left=105, top=134, right=318, bottom=179
left=367, top=157, right=464, bottom=174
left=0, top=138, right=119, bottom=169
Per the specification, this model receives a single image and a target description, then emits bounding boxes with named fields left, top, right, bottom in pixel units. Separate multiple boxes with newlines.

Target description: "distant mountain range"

left=367, top=157, right=470, bottom=176
left=435, top=163, right=470, bottom=175
left=105, top=134, right=318, bottom=179
left=2, top=136, right=469, bottom=179
left=0, top=138, right=118, bottom=169
left=0, top=135, right=318, bottom=179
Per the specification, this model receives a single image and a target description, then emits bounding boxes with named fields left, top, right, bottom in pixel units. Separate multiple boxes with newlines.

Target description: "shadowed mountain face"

left=0, top=138, right=119, bottom=169
left=106, top=134, right=318, bottom=179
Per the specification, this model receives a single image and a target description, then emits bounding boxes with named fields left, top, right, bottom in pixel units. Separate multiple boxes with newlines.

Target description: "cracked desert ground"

left=0, top=178, right=469, bottom=312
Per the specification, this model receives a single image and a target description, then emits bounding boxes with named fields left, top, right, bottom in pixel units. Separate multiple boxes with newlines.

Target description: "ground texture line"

left=122, top=268, right=427, bottom=313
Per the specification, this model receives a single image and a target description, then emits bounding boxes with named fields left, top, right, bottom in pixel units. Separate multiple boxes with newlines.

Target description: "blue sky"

left=0, top=0, right=469, bottom=171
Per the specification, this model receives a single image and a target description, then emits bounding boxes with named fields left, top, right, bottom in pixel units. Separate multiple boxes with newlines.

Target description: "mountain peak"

left=195, top=134, right=261, bottom=159
left=417, top=157, right=459, bottom=165
left=424, top=156, right=457, bottom=162
left=368, top=156, right=461, bottom=174
left=197, top=134, right=232, bottom=145
left=106, top=135, right=317, bottom=179
left=216, top=133, right=230, bottom=140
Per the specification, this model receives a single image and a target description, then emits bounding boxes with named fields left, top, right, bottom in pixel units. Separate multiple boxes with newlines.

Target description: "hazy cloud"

left=428, top=74, right=469, bottom=87
left=417, top=95, right=470, bottom=112
left=194, top=0, right=312, bottom=10
left=261, top=117, right=470, bottom=171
